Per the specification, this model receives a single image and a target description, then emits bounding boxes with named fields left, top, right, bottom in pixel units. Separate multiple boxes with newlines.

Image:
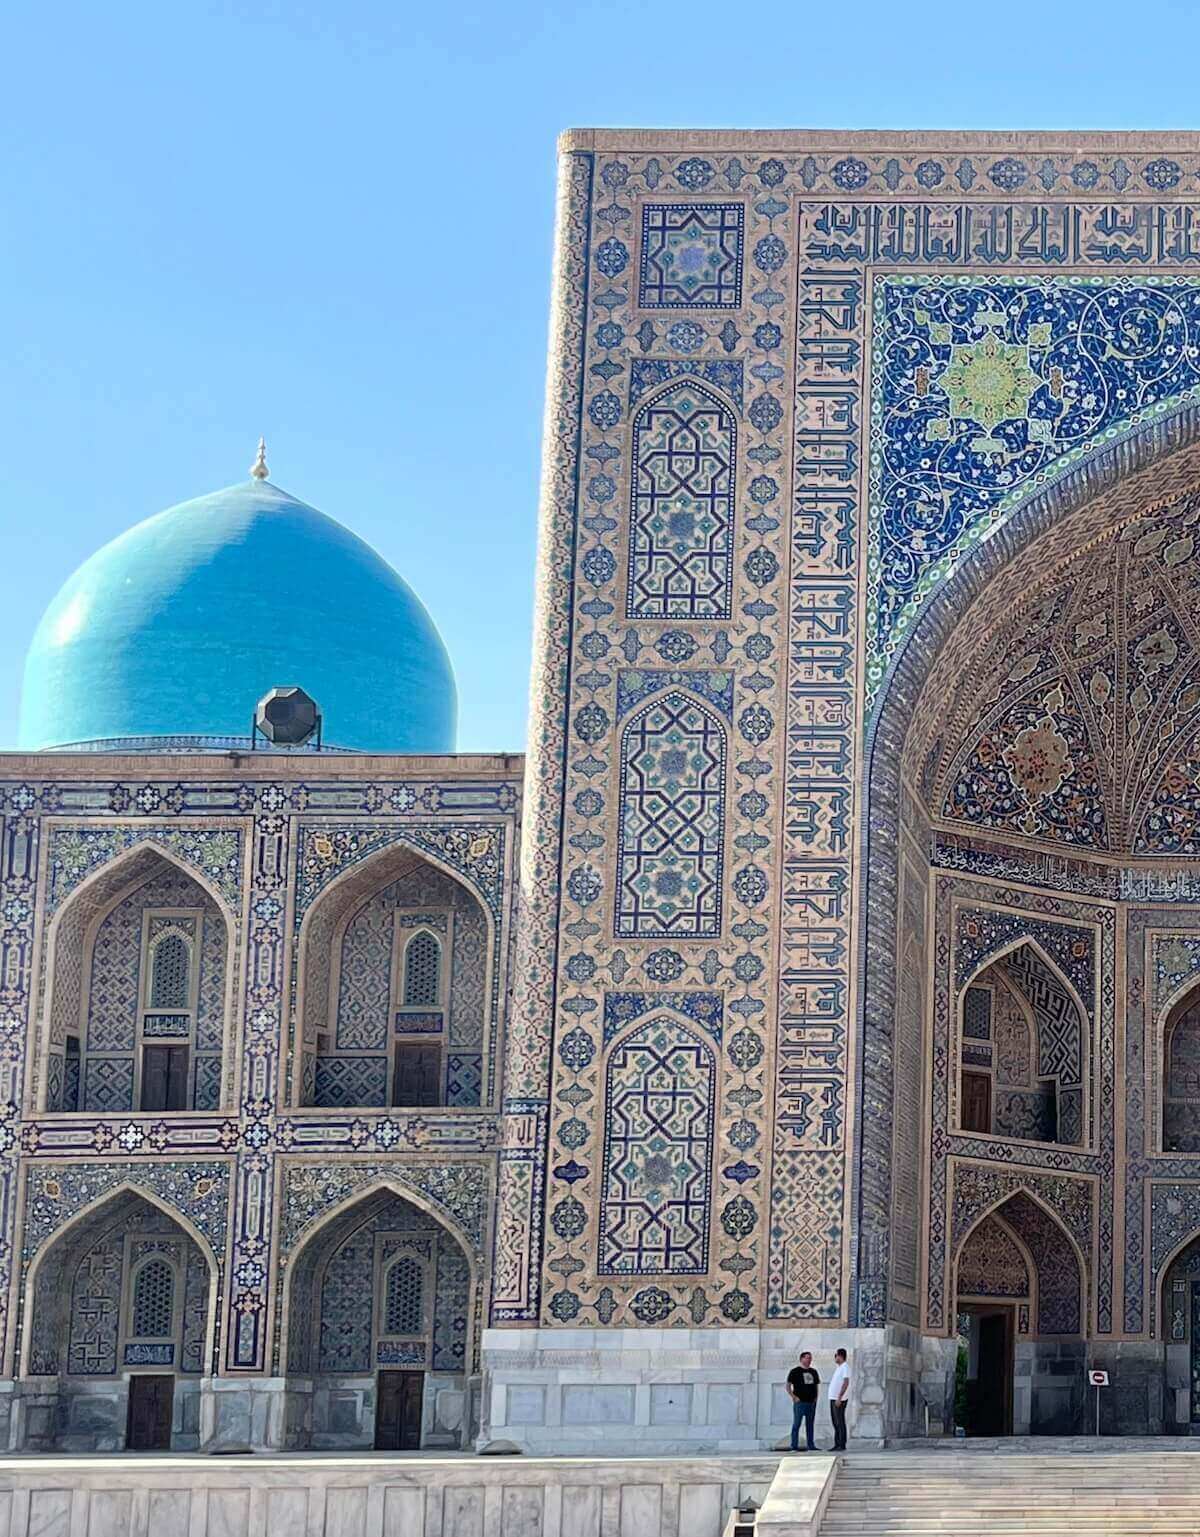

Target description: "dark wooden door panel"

left=392, top=1045, right=441, bottom=1108
left=961, top=1071, right=991, bottom=1134
left=376, top=1370, right=423, bottom=1450
left=127, top=1374, right=174, bottom=1451
left=141, top=1046, right=190, bottom=1112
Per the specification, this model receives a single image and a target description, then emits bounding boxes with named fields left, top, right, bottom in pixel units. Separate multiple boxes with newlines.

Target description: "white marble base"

left=0, top=1451, right=781, bottom=1537
left=479, top=1325, right=934, bottom=1453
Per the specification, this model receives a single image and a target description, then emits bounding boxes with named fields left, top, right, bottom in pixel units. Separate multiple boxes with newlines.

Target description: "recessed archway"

left=22, top=1186, right=218, bottom=1451
left=291, top=841, right=492, bottom=1112
left=36, top=843, right=237, bottom=1115
left=859, top=409, right=1200, bottom=1337
left=280, top=1183, right=477, bottom=1450
left=952, top=1188, right=1085, bottom=1436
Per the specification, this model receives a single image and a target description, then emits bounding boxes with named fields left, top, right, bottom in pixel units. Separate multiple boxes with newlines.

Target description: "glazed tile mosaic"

left=21, top=132, right=1200, bottom=1451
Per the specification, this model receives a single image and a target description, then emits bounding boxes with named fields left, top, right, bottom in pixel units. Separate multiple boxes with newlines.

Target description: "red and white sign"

left=1088, top=1370, right=1109, bottom=1386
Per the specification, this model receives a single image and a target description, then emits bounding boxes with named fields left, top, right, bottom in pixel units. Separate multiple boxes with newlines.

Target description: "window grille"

left=383, top=1254, right=424, bottom=1335
left=403, top=932, right=441, bottom=1008
left=131, top=1257, right=175, bottom=1338
left=150, top=933, right=190, bottom=1009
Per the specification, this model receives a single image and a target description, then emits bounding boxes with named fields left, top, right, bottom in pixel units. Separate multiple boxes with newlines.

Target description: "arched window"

left=958, top=946, right=1083, bottom=1148
left=139, top=920, right=199, bottom=1112
left=615, top=690, right=726, bottom=938
left=628, top=379, right=736, bottom=619
left=1165, top=986, right=1200, bottom=1151
left=403, top=931, right=441, bottom=1008
left=383, top=1254, right=425, bottom=1336
left=130, top=1257, right=176, bottom=1339
left=149, top=932, right=190, bottom=1009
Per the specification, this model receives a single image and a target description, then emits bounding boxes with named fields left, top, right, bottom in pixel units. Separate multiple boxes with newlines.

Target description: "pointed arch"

left=278, top=1176, right=480, bottom=1383
left=1156, top=1225, right=1200, bottom=1341
left=20, top=1181, right=221, bottom=1379
left=291, top=837, right=495, bottom=1110
left=955, top=1210, right=1039, bottom=1331
left=128, top=1252, right=177, bottom=1340
left=855, top=407, right=1200, bottom=1325
left=1162, top=977, right=1200, bottom=1153
left=34, top=839, right=237, bottom=1115
left=382, top=1252, right=426, bottom=1336
left=402, top=928, right=443, bottom=1008
left=953, top=1184, right=1086, bottom=1339
left=955, top=934, right=1089, bottom=1150
left=615, top=687, right=727, bottom=939
left=627, top=375, right=737, bottom=620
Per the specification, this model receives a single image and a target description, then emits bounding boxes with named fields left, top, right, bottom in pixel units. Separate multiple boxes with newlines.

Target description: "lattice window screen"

left=131, top=1257, right=175, bottom=1338
left=403, top=932, right=441, bottom=1008
left=383, top=1254, right=424, bottom=1335
left=150, top=934, right=191, bottom=1009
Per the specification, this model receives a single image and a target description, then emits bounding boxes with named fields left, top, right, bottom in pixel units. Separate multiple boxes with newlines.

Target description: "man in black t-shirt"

left=786, top=1351, right=820, bottom=1451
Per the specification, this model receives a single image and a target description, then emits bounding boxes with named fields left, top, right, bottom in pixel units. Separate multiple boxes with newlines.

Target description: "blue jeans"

left=791, top=1398, right=816, bottom=1450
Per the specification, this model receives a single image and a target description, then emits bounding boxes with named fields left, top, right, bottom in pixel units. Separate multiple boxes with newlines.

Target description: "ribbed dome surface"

left=19, top=480, right=456, bottom=754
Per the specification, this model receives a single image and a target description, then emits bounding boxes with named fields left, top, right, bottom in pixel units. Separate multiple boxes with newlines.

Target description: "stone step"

left=818, top=1453, right=1200, bottom=1536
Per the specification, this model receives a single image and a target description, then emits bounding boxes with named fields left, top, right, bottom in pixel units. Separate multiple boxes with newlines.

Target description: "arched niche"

left=22, top=1187, right=218, bottom=1452
left=952, top=1189, right=1085, bottom=1436
left=954, top=1189, right=1084, bottom=1340
left=596, top=1009, right=717, bottom=1277
left=280, top=1184, right=476, bottom=1450
left=957, top=940, right=1086, bottom=1149
left=627, top=377, right=737, bottom=621
left=37, top=844, right=237, bottom=1115
left=1164, top=982, right=1200, bottom=1152
left=860, top=406, right=1200, bottom=1327
left=291, top=842, right=492, bottom=1111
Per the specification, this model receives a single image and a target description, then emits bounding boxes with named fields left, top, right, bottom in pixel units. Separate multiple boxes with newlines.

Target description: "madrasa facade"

left=13, top=131, right=1200, bottom=1458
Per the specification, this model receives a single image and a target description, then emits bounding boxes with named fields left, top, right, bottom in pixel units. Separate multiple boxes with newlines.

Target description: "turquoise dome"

left=19, top=478, right=456, bottom=754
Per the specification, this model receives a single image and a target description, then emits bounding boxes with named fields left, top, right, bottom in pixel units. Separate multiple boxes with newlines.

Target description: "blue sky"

left=2, top=0, right=1198, bottom=752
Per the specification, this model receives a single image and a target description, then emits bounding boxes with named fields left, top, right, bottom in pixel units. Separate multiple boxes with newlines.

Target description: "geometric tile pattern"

left=615, top=690, right=726, bottom=938
left=598, top=1016, right=715, bottom=1274
left=303, top=1196, right=468, bottom=1378
left=628, top=380, right=736, bottom=619
left=54, top=1200, right=209, bottom=1378
left=314, top=1054, right=388, bottom=1108
left=130, top=1255, right=175, bottom=1339
left=82, top=1057, right=135, bottom=1114
left=1002, top=1190, right=1083, bottom=1336
left=445, top=1053, right=482, bottom=1108
left=0, top=767, right=515, bottom=1395
left=956, top=1213, right=1029, bottom=1299
left=638, top=203, right=744, bottom=309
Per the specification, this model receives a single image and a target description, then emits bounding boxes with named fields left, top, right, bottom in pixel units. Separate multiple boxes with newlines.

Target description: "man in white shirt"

left=828, top=1348, right=850, bottom=1451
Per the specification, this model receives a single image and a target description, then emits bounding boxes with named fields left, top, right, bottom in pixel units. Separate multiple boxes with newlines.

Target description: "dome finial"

left=250, top=437, right=269, bottom=481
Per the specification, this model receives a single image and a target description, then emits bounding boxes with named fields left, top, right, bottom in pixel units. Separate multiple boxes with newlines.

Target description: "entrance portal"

left=959, top=1306, right=1013, bottom=1437
left=126, top=1375, right=174, bottom=1450
left=375, top=1370, right=423, bottom=1450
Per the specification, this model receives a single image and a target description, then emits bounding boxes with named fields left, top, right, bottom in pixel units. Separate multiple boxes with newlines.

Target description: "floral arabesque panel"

left=868, top=275, right=1200, bottom=706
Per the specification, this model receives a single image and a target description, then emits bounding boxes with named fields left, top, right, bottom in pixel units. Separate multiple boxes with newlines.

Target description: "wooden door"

left=392, top=1044, right=441, bottom=1108
left=375, top=1370, right=423, bottom=1451
left=141, top=1046, right=190, bottom=1111
left=961, top=1071, right=991, bottom=1134
left=126, top=1374, right=174, bottom=1451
